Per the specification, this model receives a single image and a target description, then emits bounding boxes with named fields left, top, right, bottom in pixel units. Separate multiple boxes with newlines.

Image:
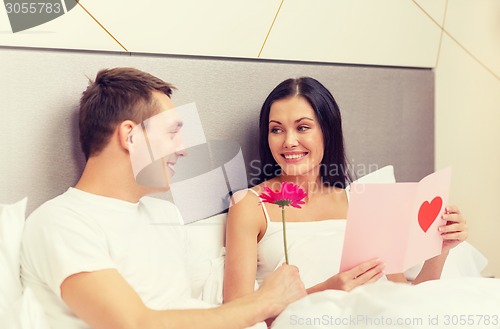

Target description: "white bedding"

left=1, top=165, right=497, bottom=328
left=272, top=278, right=500, bottom=329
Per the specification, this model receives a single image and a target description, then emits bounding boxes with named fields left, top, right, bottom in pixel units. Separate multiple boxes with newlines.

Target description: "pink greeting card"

left=340, top=167, right=452, bottom=274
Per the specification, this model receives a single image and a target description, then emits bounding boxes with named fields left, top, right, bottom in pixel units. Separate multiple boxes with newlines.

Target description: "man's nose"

left=174, top=136, right=188, bottom=156
left=175, top=147, right=188, bottom=157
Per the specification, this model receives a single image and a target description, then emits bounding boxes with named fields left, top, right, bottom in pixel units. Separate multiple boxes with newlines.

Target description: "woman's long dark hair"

left=258, top=77, right=351, bottom=188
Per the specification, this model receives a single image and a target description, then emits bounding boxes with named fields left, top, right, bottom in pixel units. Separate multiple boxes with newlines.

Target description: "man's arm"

left=62, top=265, right=305, bottom=329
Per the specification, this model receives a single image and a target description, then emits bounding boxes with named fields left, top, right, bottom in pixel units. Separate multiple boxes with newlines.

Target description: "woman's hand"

left=412, top=206, right=468, bottom=284
left=439, top=205, right=468, bottom=254
left=318, top=258, right=385, bottom=292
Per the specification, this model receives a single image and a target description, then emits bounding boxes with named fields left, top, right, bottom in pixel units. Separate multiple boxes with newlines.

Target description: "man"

left=21, top=67, right=306, bottom=329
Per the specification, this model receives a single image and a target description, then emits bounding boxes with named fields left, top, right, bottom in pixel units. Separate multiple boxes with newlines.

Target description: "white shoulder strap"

left=247, top=188, right=271, bottom=223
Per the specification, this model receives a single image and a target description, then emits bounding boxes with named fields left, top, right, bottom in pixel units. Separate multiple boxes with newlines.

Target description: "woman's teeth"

left=283, top=153, right=306, bottom=159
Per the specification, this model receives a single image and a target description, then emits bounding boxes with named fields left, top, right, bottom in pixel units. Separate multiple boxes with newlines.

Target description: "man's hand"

left=256, top=264, right=307, bottom=318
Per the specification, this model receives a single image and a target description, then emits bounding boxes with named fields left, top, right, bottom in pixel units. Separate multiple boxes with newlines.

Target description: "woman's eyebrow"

left=269, top=117, right=314, bottom=124
left=295, top=117, right=314, bottom=123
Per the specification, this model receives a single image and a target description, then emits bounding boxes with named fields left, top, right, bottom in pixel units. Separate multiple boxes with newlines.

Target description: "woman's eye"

left=270, top=127, right=282, bottom=134
left=298, top=125, right=310, bottom=132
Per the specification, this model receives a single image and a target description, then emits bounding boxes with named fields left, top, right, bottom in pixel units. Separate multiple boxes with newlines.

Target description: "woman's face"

left=268, top=96, right=324, bottom=178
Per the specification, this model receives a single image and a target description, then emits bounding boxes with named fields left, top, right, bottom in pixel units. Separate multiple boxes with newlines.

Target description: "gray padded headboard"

left=0, top=47, right=434, bottom=215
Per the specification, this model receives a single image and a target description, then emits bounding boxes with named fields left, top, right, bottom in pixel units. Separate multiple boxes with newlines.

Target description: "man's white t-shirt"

left=21, top=187, right=209, bottom=329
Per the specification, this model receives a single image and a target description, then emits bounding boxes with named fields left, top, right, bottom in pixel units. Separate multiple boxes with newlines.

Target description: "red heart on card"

left=418, top=196, right=443, bottom=233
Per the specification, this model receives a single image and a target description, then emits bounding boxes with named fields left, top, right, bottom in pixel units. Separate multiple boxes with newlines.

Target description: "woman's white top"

left=248, top=189, right=348, bottom=289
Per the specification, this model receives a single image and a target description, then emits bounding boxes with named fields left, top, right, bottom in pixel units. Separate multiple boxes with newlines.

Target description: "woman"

left=223, top=77, right=468, bottom=304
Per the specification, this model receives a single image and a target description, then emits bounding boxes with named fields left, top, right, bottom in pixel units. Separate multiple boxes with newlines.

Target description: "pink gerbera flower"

left=259, top=182, right=307, bottom=264
left=259, top=182, right=307, bottom=208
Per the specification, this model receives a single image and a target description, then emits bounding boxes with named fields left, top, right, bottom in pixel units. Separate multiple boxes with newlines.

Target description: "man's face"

left=129, top=92, right=187, bottom=191
left=146, top=92, right=186, bottom=180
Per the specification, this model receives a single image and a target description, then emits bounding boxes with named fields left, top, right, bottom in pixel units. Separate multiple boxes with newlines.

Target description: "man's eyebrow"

left=167, top=120, right=183, bottom=129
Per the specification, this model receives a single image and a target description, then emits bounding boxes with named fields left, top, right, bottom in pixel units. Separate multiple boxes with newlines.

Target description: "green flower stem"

left=281, top=206, right=289, bottom=265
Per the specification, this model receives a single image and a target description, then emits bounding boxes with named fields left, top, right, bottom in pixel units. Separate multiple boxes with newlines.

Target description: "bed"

left=2, top=170, right=498, bottom=329
left=1, top=46, right=498, bottom=328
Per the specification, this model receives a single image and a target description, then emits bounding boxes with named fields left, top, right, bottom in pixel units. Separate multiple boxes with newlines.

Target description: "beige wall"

left=0, top=0, right=498, bottom=275
left=434, top=2, right=500, bottom=277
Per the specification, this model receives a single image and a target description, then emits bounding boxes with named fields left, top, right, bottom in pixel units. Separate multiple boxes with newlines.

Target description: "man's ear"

left=118, top=120, right=137, bottom=152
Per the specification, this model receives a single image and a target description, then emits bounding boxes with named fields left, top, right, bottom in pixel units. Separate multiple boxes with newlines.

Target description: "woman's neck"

left=276, top=172, right=324, bottom=197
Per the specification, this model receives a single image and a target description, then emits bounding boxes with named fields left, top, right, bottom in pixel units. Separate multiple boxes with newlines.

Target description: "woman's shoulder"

left=229, top=187, right=262, bottom=211
left=231, top=179, right=277, bottom=199
left=228, top=179, right=279, bottom=216
left=227, top=188, right=268, bottom=233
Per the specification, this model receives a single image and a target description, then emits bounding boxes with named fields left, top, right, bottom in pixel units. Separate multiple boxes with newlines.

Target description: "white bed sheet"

left=272, top=278, right=500, bottom=329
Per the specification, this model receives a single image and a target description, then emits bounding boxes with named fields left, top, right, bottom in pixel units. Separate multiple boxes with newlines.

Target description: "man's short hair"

left=79, top=67, right=175, bottom=160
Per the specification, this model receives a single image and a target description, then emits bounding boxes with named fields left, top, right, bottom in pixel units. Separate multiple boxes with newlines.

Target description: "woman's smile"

left=282, top=152, right=308, bottom=162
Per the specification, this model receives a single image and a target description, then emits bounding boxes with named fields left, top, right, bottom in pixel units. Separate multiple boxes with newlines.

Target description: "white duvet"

left=272, top=277, right=500, bottom=329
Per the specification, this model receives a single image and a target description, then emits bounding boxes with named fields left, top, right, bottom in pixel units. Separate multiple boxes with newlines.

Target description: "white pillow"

left=404, top=241, right=488, bottom=280
left=0, top=198, right=27, bottom=313
left=441, top=241, right=488, bottom=278
left=349, top=165, right=396, bottom=185
left=184, top=213, right=227, bottom=299
left=185, top=212, right=262, bottom=305
left=0, top=198, right=51, bottom=329
left=0, top=287, right=49, bottom=329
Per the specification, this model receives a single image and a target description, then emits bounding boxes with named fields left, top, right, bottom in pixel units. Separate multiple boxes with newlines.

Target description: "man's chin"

left=142, top=185, right=170, bottom=195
